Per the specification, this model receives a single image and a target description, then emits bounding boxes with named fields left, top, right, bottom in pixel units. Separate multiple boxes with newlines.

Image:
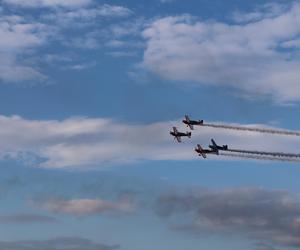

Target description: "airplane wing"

left=184, top=115, right=194, bottom=130
left=185, top=115, right=190, bottom=123
left=173, top=127, right=178, bottom=133
left=200, top=152, right=207, bottom=158
left=197, top=144, right=206, bottom=158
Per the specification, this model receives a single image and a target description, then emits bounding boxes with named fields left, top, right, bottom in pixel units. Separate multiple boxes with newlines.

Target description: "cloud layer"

left=3, top=0, right=300, bottom=105
left=3, top=0, right=93, bottom=8
left=156, top=187, right=300, bottom=247
left=142, top=3, right=300, bottom=103
left=1, top=115, right=300, bottom=168
left=0, top=237, right=119, bottom=250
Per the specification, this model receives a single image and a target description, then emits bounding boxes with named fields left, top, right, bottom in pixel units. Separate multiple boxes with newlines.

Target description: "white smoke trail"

left=219, top=153, right=300, bottom=163
left=227, top=149, right=300, bottom=158
left=202, top=123, right=300, bottom=136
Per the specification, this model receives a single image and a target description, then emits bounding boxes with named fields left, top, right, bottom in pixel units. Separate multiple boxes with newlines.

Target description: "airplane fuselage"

left=182, top=120, right=203, bottom=126
left=170, top=131, right=191, bottom=137
left=182, top=116, right=204, bottom=130
left=170, top=126, right=191, bottom=142
left=195, top=148, right=217, bottom=154
left=209, top=145, right=228, bottom=150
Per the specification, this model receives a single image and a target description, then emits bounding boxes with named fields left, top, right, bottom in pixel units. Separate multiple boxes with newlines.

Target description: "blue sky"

left=1, top=0, right=300, bottom=250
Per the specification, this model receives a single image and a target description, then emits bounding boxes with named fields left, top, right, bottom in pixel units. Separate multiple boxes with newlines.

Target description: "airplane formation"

left=170, top=115, right=228, bottom=158
left=170, top=115, right=300, bottom=161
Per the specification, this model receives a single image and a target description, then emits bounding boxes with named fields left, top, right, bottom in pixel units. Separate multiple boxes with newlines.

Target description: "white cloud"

left=67, top=36, right=99, bottom=49
left=0, top=18, right=44, bottom=50
left=68, top=62, right=96, bottom=70
left=106, top=40, right=126, bottom=48
left=160, top=0, right=174, bottom=3
left=103, top=19, right=145, bottom=57
left=281, top=39, right=300, bottom=48
left=142, top=3, right=300, bottom=103
left=232, top=3, right=289, bottom=23
left=0, top=3, right=133, bottom=83
left=36, top=196, right=135, bottom=216
left=0, top=15, right=51, bottom=82
left=0, top=115, right=300, bottom=168
left=3, top=0, right=93, bottom=8
left=107, top=51, right=137, bottom=58
left=44, top=4, right=132, bottom=25
left=110, top=19, right=144, bottom=38
left=0, top=54, right=45, bottom=82
left=0, top=115, right=174, bottom=168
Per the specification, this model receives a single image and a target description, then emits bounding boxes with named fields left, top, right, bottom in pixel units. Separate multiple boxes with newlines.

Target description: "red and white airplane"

left=195, top=144, right=218, bottom=158
left=170, top=127, right=191, bottom=143
left=182, top=115, right=203, bottom=130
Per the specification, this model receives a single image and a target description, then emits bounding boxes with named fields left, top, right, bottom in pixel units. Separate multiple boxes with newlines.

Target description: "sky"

left=1, top=0, right=300, bottom=249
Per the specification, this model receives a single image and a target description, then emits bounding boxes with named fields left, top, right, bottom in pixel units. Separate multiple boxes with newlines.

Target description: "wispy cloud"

left=0, top=3, right=134, bottom=83
left=43, top=4, right=132, bottom=25
left=107, top=51, right=138, bottom=58
left=255, top=242, right=277, bottom=250
left=232, top=3, right=290, bottom=23
left=0, top=15, right=50, bottom=82
left=67, top=62, right=96, bottom=70
left=160, top=0, right=175, bottom=3
left=3, top=0, right=93, bottom=9
left=0, top=213, right=57, bottom=224
left=35, top=196, right=135, bottom=216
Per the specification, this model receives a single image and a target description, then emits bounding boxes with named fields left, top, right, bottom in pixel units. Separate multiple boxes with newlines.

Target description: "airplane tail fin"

left=211, top=139, right=217, bottom=147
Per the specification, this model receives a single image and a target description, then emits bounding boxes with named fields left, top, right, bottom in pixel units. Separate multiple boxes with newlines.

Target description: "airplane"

left=182, top=115, right=203, bottom=130
left=195, top=144, right=218, bottom=158
left=209, top=139, right=228, bottom=154
left=170, top=127, right=191, bottom=143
